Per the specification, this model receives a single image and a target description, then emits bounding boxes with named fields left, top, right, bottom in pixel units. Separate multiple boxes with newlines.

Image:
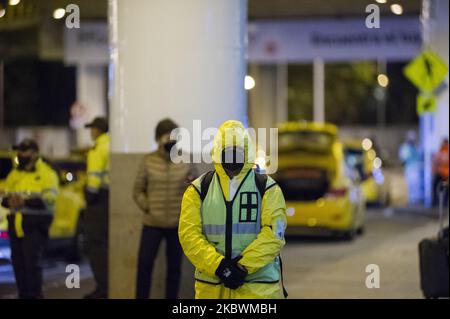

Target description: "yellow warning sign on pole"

left=416, top=93, right=437, bottom=115
left=404, top=49, right=448, bottom=92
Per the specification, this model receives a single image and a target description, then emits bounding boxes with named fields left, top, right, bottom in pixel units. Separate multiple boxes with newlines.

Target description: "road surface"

left=0, top=209, right=441, bottom=299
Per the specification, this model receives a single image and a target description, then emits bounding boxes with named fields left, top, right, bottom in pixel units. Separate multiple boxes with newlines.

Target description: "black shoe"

left=83, top=288, right=107, bottom=299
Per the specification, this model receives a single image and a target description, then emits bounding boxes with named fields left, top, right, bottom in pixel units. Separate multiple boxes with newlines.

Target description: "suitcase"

left=418, top=182, right=449, bottom=299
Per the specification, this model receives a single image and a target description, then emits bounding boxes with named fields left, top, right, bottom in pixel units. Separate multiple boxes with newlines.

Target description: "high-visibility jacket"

left=179, top=120, right=287, bottom=299
left=4, top=158, right=59, bottom=238
left=87, top=133, right=110, bottom=193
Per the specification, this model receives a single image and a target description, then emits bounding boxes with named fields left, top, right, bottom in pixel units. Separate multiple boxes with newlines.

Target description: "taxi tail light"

left=326, top=187, right=348, bottom=198
left=0, top=231, right=9, bottom=239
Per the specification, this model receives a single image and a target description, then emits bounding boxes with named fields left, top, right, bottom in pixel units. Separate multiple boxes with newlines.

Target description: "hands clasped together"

left=215, top=257, right=248, bottom=290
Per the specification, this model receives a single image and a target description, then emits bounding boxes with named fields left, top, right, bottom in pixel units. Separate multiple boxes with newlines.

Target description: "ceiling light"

left=377, top=74, right=389, bottom=87
left=245, top=75, right=256, bottom=90
left=362, top=138, right=373, bottom=151
left=373, top=157, right=383, bottom=169
left=53, top=8, right=66, bottom=20
left=390, top=4, right=403, bottom=15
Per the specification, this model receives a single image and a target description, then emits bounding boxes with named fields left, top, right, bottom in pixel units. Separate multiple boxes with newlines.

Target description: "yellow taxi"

left=274, top=122, right=365, bottom=239
left=343, top=138, right=389, bottom=206
left=0, top=151, right=86, bottom=261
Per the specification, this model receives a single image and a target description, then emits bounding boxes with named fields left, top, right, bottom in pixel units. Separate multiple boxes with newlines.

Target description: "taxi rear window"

left=279, top=131, right=334, bottom=154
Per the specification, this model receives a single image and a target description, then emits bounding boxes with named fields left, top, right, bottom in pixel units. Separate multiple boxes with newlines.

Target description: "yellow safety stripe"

left=15, top=213, right=24, bottom=238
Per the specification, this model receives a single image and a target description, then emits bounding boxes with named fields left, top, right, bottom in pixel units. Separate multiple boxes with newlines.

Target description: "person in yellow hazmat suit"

left=83, top=117, right=110, bottom=299
left=1, top=139, right=59, bottom=299
left=179, top=120, right=288, bottom=299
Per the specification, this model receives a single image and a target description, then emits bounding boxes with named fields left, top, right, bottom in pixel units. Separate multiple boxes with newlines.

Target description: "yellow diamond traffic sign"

left=416, top=93, right=437, bottom=115
left=404, top=49, right=448, bottom=92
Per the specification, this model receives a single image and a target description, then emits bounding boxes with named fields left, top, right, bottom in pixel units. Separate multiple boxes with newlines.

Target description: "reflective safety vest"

left=87, top=133, right=110, bottom=192
left=191, top=169, right=281, bottom=284
left=4, top=158, right=59, bottom=238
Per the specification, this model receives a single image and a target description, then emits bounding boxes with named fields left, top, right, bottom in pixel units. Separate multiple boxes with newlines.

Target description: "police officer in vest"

left=1, top=139, right=59, bottom=299
left=83, top=117, right=110, bottom=299
left=179, top=120, right=288, bottom=299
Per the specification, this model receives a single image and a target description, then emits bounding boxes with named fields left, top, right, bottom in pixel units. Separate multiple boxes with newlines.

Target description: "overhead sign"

left=404, top=49, right=449, bottom=93
left=248, top=17, right=421, bottom=62
left=416, top=93, right=437, bottom=115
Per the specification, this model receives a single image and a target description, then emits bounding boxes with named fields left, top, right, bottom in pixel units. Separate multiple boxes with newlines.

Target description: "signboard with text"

left=248, top=17, right=421, bottom=62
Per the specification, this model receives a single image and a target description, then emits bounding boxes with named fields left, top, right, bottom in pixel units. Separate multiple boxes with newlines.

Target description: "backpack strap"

left=200, top=170, right=268, bottom=201
left=254, top=171, right=268, bottom=199
left=200, top=171, right=215, bottom=201
left=279, top=255, right=289, bottom=298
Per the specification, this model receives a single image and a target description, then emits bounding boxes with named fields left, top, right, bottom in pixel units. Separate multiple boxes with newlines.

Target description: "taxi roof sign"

left=403, top=49, right=448, bottom=92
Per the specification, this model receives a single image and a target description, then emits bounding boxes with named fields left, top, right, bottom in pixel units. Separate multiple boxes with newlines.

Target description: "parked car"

left=274, top=122, right=366, bottom=239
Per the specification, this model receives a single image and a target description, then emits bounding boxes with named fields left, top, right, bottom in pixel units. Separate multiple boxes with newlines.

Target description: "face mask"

left=222, top=162, right=244, bottom=175
left=163, top=141, right=177, bottom=154
left=17, top=156, right=32, bottom=170
left=221, top=147, right=244, bottom=175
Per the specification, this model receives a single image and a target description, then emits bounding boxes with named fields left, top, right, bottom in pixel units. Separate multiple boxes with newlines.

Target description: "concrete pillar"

left=313, top=58, right=325, bottom=123
left=248, top=63, right=287, bottom=129
left=421, top=0, right=449, bottom=207
left=276, top=64, right=288, bottom=124
left=108, top=0, right=247, bottom=298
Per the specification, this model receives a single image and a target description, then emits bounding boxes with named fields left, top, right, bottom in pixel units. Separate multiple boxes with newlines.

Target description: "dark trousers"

left=84, top=189, right=109, bottom=295
left=9, top=228, right=48, bottom=299
left=136, top=226, right=183, bottom=299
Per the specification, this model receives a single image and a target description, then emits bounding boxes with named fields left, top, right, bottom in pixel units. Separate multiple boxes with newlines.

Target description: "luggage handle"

left=437, top=181, right=449, bottom=239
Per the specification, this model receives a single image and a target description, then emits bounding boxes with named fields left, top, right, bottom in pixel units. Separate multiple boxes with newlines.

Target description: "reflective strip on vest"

left=203, top=223, right=259, bottom=235
left=87, top=171, right=109, bottom=190
left=88, top=171, right=107, bottom=177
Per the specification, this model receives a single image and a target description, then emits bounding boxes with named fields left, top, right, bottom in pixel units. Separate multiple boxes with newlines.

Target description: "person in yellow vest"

left=179, top=120, right=288, bottom=299
left=83, top=117, right=110, bottom=299
left=1, top=139, right=59, bottom=299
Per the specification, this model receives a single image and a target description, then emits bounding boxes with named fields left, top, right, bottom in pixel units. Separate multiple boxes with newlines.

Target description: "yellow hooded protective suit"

left=179, top=120, right=287, bottom=299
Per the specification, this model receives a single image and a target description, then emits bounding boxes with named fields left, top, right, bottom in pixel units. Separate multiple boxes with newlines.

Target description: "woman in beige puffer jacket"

left=132, top=118, right=197, bottom=299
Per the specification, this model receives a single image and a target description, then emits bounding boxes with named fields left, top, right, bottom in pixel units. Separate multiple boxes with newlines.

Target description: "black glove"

left=215, top=257, right=247, bottom=290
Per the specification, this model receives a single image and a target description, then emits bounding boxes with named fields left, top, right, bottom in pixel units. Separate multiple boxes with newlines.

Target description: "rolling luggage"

left=418, top=182, right=449, bottom=299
